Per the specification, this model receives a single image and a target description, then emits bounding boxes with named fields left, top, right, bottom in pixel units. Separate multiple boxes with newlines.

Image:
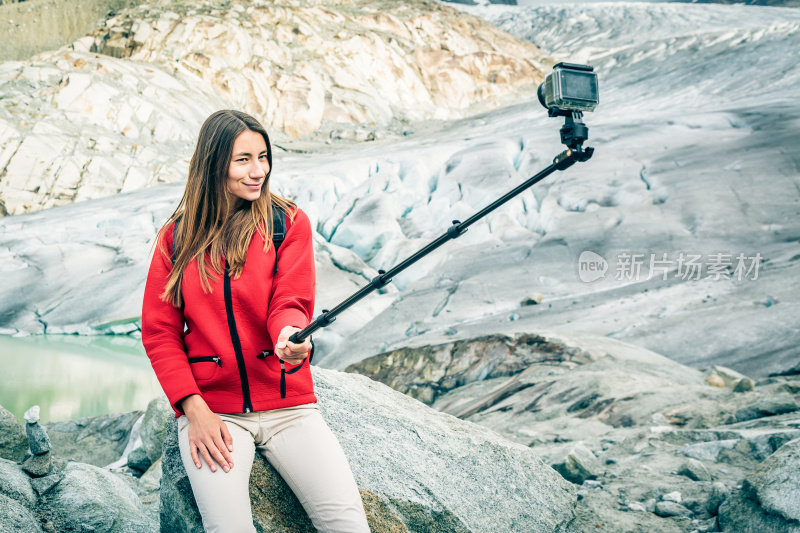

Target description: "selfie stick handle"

left=288, top=141, right=592, bottom=345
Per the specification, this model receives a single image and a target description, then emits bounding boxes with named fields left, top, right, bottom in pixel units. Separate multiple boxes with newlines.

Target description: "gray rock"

left=22, top=451, right=51, bottom=477
left=734, top=397, right=799, bottom=423
left=0, top=458, right=36, bottom=506
left=126, top=447, right=152, bottom=473
left=26, top=422, right=51, bottom=456
left=733, top=378, right=755, bottom=393
left=679, top=440, right=738, bottom=462
left=661, top=491, right=682, bottom=503
left=719, top=438, right=800, bottom=532
left=138, top=459, right=162, bottom=525
left=654, top=500, right=693, bottom=517
left=29, top=471, right=64, bottom=497
left=0, top=405, right=28, bottom=462
left=139, top=396, right=172, bottom=464
left=679, top=459, right=712, bottom=481
left=44, top=462, right=155, bottom=533
left=44, top=411, right=141, bottom=467
left=161, top=368, right=576, bottom=533
left=551, top=444, right=602, bottom=485
left=706, top=482, right=729, bottom=516
left=0, top=493, right=42, bottom=533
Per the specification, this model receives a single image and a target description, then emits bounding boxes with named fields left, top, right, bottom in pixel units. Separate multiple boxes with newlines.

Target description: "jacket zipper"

left=187, top=356, right=222, bottom=367
left=224, top=262, right=253, bottom=413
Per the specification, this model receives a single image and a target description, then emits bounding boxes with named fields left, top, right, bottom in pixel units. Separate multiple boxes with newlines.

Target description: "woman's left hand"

left=274, top=326, right=312, bottom=364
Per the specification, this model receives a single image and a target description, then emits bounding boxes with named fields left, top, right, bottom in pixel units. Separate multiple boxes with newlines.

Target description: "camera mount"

left=288, top=66, right=598, bottom=346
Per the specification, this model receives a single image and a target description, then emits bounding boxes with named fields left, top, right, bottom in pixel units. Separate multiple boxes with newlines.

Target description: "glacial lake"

left=0, top=334, right=162, bottom=423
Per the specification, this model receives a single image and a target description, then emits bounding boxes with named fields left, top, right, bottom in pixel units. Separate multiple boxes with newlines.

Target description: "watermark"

left=578, top=251, right=762, bottom=283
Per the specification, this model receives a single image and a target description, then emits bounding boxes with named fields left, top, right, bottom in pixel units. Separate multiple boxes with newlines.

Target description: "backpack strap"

left=271, top=205, right=286, bottom=275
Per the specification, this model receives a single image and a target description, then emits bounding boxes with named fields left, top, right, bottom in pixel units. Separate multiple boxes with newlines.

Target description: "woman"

left=141, top=110, right=370, bottom=533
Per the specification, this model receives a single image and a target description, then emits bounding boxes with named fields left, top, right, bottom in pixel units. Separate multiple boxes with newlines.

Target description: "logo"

left=578, top=251, right=608, bottom=282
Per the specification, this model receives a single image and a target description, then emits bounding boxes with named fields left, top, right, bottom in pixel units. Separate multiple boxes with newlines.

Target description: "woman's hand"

left=274, top=326, right=312, bottom=364
left=180, top=394, right=235, bottom=473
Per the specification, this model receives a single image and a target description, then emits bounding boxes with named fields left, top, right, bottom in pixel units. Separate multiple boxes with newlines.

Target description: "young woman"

left=141, top=110, right=370, bottom=533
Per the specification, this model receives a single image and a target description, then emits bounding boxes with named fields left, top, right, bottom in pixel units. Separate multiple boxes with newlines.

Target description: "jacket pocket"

left=188, top=356, right=222, bottom=381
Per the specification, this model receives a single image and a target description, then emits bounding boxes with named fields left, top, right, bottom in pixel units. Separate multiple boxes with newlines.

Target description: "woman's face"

left=226, top=130, right=270, bottom=202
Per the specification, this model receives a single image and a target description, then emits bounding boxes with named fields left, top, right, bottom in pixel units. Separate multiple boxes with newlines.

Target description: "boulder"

left=734, top=397, right=799, bottom=423
left=0, top=405, right=28, bottom=462
left=678, top=458, right=711, bottom=482
left=733, top=378, right=756, bottom=393
left=654, top=501, right=692, bottom=518
left=139, top=396, right=172, bottom=464
left=161, top=367, right=576, bottom=532
left=550, top=444, right=602, bottom=485
left=0, top=493, right=42, bottom=533
left=719, top=438, right=800, bottom=532
left=44, top=411, right=142, bottom=467
left=43, top=461, right=155, bottom=532
left=0, top=458, right=36, bottom=507
left=127, top=447, right=152, bottom=473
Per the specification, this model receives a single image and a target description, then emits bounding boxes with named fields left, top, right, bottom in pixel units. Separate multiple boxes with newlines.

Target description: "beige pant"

left=177, top=404, right=370, bottom=533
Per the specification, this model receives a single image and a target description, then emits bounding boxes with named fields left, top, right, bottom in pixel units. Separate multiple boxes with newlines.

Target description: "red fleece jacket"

left=141, top=208, right=317, bottom=416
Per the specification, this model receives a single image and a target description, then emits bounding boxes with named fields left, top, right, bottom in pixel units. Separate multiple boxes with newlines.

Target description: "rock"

left=627, top=501, right=647, bottom=512
left=44, top=411, right=142, bottom=467
left=0, top=405, right=28, bottom=462
left=678, top=459, right=712, bottom=481
left=679, top=440, right=739, bottom=462
left=138, top=458, right=162, bottom=525
left=161, top=368, right=576, bottom=532
left=521, top=293, right=543, bottom=306
left=550, top=444, right=602, bottom=485
left=139, top=396, right=172, bottom=464
left=23, top=406, right=40, bottom=424
left=734, top=397, right=800, bottom=423
left=25, top=422, right=51, bottom=456
left=705, top=373, right=726, bottom=388
left=719, top=438, right=800, bottom=532
left=29, top=471, right=64, bottom=498
left=0, top=493, right=42, bottom=533
left=661, top=491, right=682, bottom=503
left=126, top=447, right=151, bottom=473
left=733, top=378, right=755, bottom=393
left=654, top=500, right=693, bottom=518
left=706, top=482, right=729, bottom=516
left=43, top=461, right=155, bottom=533
left=711, top=366, right=750, bottom=388
left=22, top=451, right=51, bottom=478
left=0, top=458, right=36, bottom=507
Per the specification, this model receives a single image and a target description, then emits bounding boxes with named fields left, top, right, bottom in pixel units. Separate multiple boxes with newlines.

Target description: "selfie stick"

left=288, top=111, right=593, bottom=345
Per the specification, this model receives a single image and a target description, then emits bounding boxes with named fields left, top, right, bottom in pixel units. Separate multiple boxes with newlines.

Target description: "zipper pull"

left=212, top=356, right=222, bottom=367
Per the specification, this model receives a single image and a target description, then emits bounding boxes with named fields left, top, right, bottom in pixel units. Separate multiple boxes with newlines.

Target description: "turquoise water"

left=0, top=334, right=163, bottom=423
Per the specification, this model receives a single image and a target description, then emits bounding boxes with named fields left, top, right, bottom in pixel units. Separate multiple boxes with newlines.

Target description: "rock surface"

left=0, top=404, right=28, bottom=462
left=161, top=366, right=576, bottom=532
left=0, top=493, right=42, bottom=533
left=43, top=461, right=155, bottom=532
left=44, top=411, right=142, bottom=467
left=719, top=438, right=800, bottom=533
left=139, top=396, right=171, bottom=464
left=346, top=331, right=800, bottom=532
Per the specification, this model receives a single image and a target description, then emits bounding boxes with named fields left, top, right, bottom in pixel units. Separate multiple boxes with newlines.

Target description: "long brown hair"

left=156, top=110, right=296, bottom=308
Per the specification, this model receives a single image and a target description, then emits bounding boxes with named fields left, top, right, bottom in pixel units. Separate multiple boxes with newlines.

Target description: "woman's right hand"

left=180, top=394, right=235, bottom=473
